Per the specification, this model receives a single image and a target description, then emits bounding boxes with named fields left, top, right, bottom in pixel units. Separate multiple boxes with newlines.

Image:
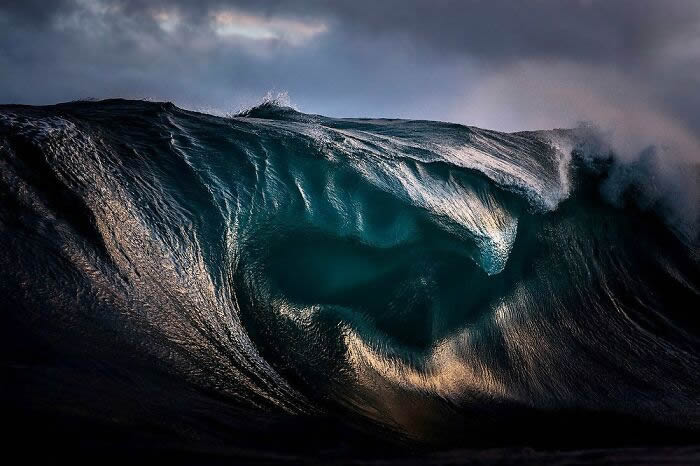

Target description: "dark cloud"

left=0, top=0, right=699, bottom=159
left=332, top=1, right=700, bottom=63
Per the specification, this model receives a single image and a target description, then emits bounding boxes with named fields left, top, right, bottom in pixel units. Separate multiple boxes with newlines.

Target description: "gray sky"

left=1, top=0, right=699, bottom=155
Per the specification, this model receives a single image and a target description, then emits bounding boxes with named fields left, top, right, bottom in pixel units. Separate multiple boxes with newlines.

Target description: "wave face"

left=1, top=99, right=699, bottom=457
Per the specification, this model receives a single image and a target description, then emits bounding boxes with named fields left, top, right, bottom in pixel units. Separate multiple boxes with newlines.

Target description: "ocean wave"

left=1, top=99, right=698, bottom=452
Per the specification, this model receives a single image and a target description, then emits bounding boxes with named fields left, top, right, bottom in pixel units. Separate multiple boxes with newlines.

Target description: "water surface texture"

left=1, top=100, right=698, bottom=462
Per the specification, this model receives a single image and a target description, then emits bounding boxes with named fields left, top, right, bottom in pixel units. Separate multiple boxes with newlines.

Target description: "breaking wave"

left=1, top=99, right=698, bottom=459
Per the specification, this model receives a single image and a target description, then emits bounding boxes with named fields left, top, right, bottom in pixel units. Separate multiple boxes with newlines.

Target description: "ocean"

left=1, top=99, right=698, bottom=463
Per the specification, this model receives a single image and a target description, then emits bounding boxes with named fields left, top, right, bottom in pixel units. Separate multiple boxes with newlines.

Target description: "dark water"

left=1, top=99, right=698, bottom=463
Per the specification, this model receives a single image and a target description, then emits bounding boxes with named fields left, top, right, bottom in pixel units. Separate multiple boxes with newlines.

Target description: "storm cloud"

left=1, top=0, right=699, bottom=159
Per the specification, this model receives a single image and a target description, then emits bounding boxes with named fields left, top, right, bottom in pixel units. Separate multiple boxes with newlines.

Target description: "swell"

left=0, top=99, right=698, bottom=452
